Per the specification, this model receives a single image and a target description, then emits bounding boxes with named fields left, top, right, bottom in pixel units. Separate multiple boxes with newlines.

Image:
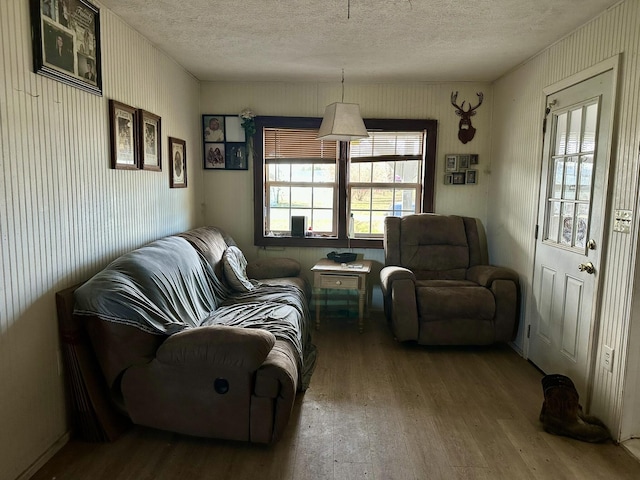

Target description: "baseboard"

left=15, top=431, right=70, bottom=480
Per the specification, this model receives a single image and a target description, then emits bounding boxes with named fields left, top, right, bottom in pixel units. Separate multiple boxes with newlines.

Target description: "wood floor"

left=32, top=312, right=640, bottom=480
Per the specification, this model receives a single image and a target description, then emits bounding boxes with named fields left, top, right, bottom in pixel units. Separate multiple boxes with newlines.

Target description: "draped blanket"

left=74, top=235, right=316, bottom=389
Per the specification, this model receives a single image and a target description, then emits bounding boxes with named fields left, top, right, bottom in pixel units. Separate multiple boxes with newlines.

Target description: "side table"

left=311, top=258, right=372, bottom=333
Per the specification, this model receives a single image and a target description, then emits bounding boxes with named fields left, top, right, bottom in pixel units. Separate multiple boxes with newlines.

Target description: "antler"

left=451, top=91, right=465, bottom=114
left=451, top=91, right=484, bottom=116
left=466, top=92, right=484, bottom=114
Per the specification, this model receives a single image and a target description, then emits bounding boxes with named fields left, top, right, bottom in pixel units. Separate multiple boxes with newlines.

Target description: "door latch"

left=578, top=262, right=596, bottom=274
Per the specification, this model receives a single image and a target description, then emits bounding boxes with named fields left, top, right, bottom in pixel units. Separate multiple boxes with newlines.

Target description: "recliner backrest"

left=384, top=214, right=487, bottom=280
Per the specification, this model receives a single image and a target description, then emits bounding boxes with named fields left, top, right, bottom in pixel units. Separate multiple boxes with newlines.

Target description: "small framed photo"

left=459, top=154, right=470, bottom=169
left=30, top=0, right=102, bottom=95
left=444, top=174, right=453, bottom=185
left=470, top=154, right=479, bottom=165
left=169, top=137, right=187, bottom=188
left=466, top=169, right=478, bottom=184
left=445, top=155, right=458, bottom=172
left=225, top=143, right=248, bottom=170
left=109, top=100, right=137, bottom=169
left=203, top=115, right=225, bottom=142
left=452, top=172, right=466, bottom=185
left=204, top=143, right=226, bottom=169
left=138, top=110, right=161, bottom=171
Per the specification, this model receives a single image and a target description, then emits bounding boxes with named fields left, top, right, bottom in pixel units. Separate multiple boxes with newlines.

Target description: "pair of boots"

left=539, top=374, right=611, bottom=443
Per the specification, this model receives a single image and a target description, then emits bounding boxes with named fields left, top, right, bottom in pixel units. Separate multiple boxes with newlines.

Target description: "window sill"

left=255, top=236, right=383, bottom=249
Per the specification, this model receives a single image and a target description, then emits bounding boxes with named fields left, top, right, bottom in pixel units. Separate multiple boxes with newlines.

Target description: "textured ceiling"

left=98, top=0, right=620, bottom=83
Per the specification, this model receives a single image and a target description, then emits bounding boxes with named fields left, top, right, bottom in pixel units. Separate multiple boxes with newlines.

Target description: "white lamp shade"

left=317, top=102, right=369, bottom=141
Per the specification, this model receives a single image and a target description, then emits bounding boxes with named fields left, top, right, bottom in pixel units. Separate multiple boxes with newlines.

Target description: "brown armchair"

left=380, top=214, right=519, bottom=345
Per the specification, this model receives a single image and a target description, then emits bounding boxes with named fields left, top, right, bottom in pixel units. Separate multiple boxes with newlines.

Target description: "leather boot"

left=539, top=374, right=611, bottom=443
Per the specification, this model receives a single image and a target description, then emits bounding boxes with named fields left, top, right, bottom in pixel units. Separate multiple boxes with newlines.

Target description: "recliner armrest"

left=380, top=265, right=416, bottom=293
left=466, top=265, right=519, bottom=288
left=156, top=325, right=275, bottom=372
left=246, top=258, right=301, bottom=279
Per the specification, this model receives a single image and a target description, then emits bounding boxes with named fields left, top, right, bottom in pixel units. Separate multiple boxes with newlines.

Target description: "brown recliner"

left=380, top=214, right=520, bottom=345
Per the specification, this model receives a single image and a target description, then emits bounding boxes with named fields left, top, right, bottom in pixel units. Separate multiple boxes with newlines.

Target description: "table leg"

left=315, top=288, right=321, bottom=330
left=358, top=288, right=365, bottom=333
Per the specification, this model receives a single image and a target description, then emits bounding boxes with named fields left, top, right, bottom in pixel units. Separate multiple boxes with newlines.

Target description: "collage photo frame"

left=202, top=115, right=248, bottom=170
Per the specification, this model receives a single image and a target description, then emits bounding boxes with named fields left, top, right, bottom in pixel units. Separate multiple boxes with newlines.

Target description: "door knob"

left=578, top=262, right=595, bottom=274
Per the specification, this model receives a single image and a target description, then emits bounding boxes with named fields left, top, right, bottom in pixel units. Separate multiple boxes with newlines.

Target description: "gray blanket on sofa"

left=74, top=235, right=316, bottom=389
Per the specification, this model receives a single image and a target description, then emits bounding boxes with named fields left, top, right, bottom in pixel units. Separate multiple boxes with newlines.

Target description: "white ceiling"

left=99, top=0, right=620, bottom=83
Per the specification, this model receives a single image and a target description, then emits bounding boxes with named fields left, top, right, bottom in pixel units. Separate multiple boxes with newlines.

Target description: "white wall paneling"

left=0, top=2, right=201, bottom=479
left=490, top=0, right=640, bottom=441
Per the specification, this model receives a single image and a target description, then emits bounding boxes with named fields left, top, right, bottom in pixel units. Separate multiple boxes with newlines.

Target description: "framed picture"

left=169, top=137, right=187, bottom=188
left=444, top=174, right=453, bottom=185
left=139, top=110, right=161, bottom=171
left=30, top=0, right=102, bottom=95
left=445, top=154, right=458, bottom=172
left=470, top=154, right=479, bottom=165
left=452, top=172, right=466, bottom=185
left=202, top=114, right=247, bottom=170
left=466, top=169, right=478, bottom=184
left=458, top=154, right=470, bottom=169
left=109, top=100, right=137, bottom=169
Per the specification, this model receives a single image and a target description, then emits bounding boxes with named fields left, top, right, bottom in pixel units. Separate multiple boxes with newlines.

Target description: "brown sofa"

left=380, top=214, right=519, bottom=345
left=56, top=226, right=316, bottom=444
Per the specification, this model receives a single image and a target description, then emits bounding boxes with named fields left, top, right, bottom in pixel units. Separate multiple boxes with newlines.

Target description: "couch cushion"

left=223, top=246, right=255, bottom=292
left=416, top=285, right=495, bottom=321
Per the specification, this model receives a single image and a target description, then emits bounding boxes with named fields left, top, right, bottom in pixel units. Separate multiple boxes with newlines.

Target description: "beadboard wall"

left=0, top=2, right=201, bottom=479
left=199, top=81, right=493, bottom=292
left=490, top=0, right=640, bottom=440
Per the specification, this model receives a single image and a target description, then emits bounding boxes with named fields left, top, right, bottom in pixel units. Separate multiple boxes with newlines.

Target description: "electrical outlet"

left=602, top=345, right=614, bottom=372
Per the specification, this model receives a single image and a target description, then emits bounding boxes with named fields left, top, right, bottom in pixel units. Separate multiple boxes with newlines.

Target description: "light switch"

left=613, top=209, right=632, bottom=234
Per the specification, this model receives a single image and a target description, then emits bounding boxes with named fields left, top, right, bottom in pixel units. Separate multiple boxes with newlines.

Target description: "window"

left=253, top=116, right=437, bottom=248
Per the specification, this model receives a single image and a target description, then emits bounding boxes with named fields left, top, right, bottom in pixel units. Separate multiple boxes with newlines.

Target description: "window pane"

left=372, top=161, right=394, bottom=182
left=393, top=190, right=416, bottom=214
left=276, top=164, right=290, bottom=181
left=555, top=112, right=568, bottom=155
left=371, top=188, right=394, bottom=211
left=561, top=203, right=575, bottom=246
left=291, top=164, right=313, bottom=182
left=269, top=208, right=290, bottom=232
left=582, top=103, right=598, bottom=153
left=370, top=211, right=389, bottom=235
left=291, top=187, right=312, bottom=208
left=313, top=187, right=334, bottom=208
left=578, top=155, right=593, bottom=201
left=351, top=188, right=371, bottom=210
left=269, top=186, right=290, bottom=207
left=353, top=211, right=370, bottom=235
left=312, top=209, right=333, bottom=233
left=547, top=201, right=561, bottom=242
left=563, top=157, right=577, bottom=200
left=395, top=161, right=420, bottom=183
left=552, top=158, right=564, bottom=199
left=314, top=164, right=336, bottom=183
left=291, top=209, right=311, bottom=224
left=566, top=108, right=583, bottom=155
left=576, top=204, right=589, bottom=249
left=350, top=162, right=372, bottom=183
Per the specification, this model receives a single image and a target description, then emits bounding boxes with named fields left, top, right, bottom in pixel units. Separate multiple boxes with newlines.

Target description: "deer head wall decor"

left=451, top=91, right=483, bottom=144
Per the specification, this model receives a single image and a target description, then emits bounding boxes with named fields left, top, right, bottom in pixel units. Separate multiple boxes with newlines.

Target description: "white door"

left=529, top=69, right=614, bottom=399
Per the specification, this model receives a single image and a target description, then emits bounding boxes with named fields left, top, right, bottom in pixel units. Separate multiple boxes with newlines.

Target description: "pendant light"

left=317, top=69, right=369, bottom=141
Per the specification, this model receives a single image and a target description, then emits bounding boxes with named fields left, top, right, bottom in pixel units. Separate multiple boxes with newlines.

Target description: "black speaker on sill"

left=291, top=216, right=307, bottom=237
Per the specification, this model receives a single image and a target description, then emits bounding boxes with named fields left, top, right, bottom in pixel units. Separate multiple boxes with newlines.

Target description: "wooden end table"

left=311, top=258, right=372, bottom=333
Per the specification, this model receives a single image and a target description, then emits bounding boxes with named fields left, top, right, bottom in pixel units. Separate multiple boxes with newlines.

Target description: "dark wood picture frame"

left=169, top=137, right=187, bottom=188
left=202, top=114, right=248, bottom=170
left=109, top=100, right=138, bottom=170
left=30, top=0, right=103, bottom=96
left=138, top=110, right=162, bottom=171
